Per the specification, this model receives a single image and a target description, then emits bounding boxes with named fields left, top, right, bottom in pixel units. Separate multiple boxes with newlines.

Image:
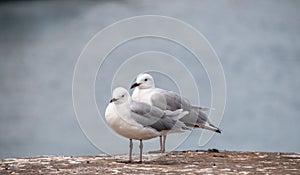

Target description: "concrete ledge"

left=1, top=150, right=300, bottom=174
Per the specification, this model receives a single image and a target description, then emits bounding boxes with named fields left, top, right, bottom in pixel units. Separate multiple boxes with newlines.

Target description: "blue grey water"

left=0, top=0, right=300, bottom=158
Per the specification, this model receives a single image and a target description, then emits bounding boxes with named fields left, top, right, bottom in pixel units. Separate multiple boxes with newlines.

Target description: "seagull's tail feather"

left=169, top=108, right=221, bottom=133
left=192, top=105, right=215, bottom=111
left=194, top=123, right=222, bottom=134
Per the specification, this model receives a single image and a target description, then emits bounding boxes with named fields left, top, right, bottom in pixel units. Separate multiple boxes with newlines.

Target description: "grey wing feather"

left=150, top=90, right=221, bottom=133
left=130, top=101, right=164, bottom=117
left=130, top=101, right=164, bottom=127
left=130, top=101, right=181, bottom=132
left=151, top=90, right=212, bottom=112
left=151, top=90, right=192, bottom=111
left=149, top=116, right=178, bottom=131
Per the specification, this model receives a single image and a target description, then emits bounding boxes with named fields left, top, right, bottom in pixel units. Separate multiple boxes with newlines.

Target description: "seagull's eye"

left=121, top=95, right=125, bottom=97
left=144, top=78, right=148, bottom=81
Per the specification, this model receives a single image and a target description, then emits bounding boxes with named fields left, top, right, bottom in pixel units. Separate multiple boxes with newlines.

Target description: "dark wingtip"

left=216, top=129, right=222, bottom=134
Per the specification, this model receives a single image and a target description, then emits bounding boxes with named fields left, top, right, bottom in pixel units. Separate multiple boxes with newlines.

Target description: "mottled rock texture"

left=1, top=150, right=299, bottom=174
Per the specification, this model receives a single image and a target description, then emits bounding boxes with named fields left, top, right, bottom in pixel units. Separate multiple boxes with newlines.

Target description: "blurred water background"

left=0, top=0, right=299, bottom=158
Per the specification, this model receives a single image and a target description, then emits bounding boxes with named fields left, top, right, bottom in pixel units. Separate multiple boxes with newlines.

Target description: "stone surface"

left=1, top=150, right=300, bottom=174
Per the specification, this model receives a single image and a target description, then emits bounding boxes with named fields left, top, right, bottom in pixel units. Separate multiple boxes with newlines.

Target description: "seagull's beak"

left=130, top=82, right=141, bottom=89
left=110, top=98, right=117, bottom=103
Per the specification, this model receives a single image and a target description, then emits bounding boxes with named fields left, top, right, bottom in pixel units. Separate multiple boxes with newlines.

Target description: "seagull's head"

left=110, top=87, right=130, bottom=104
left=130, top=73, right=155, bottom=90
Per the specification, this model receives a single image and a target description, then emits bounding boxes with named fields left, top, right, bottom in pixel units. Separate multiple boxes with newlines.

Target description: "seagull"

left=105, top=87, right=189, bottom=163
left=131, top=73, right=221, bottom=153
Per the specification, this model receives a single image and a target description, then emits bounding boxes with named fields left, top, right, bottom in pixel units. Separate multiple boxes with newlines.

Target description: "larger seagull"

left=105, top=87, right=189, bottom=163
left=131, top=73, right=221, bottom=153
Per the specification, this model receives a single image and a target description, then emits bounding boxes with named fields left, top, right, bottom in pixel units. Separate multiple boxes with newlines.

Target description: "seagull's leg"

left=162, top=135, right=167, bottom=153
left=129, top=139, right=133, bottom=163
left=148, top=136, right=164, bottom=154
left=139, top=139, right=143, bottom=163
left=159, top=135, right=163, bottom=151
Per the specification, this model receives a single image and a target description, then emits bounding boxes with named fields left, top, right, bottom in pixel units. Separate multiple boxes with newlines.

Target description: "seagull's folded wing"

left=151, top=90, right=192, bottom=111
left=130, top=101, right=180, bottom=132
left=151, top=89, right=212, bottom=112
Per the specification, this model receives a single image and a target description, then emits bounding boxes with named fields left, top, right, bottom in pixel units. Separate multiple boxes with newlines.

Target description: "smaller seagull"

left=105, top=87, right=189, bottom=163
left=131, top=73, right=222, bottom=153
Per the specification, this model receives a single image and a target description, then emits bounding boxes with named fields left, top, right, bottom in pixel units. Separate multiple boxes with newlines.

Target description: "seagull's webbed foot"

left=148, top=149, right=165, bottom=154
left=117, top=160, right=133, bottom=164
